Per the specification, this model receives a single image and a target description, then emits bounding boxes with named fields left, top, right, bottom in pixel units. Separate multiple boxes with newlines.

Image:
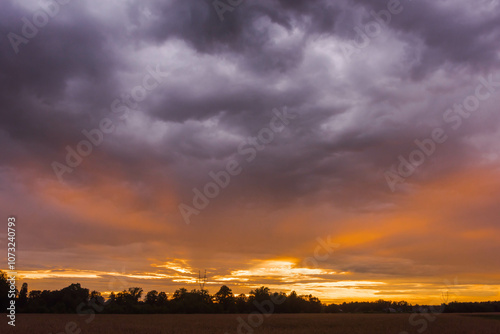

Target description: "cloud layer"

left=1, top=0, right=500, bottom=303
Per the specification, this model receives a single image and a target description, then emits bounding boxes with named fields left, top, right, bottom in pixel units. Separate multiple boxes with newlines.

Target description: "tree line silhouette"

left=2, top=271, right=500, bottom=314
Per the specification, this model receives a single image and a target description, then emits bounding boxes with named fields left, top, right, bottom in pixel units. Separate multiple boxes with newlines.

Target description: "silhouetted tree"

left=235, top=293, right=248, bottom=313
left=114, top=287, right=144, bottom=312
left=249, top=286, right=273, bottom=313
left=28, top=290, right=42, bottom=299
left=0, top=271, right=10, bottom=310
left=18, top=283, right=28, bottom=308
left=109, top=292, right=116, bottom=303
left=169, top=288, right=214, bottom=313
left=128, top=287, right=143, bottom=303
left=25, top=290, right=45, bottom=313
left=22, top=283, right=89, bottom=313
left=60, top=283, right=89, bottom=312
left=158, top=292, right=168, bottom=306
left=284, top=291, right=301, bottom=313
left=172, top=287, right=188, bottom=301
left=89, top=290, right=105, bottom=309
left=306, top=295, right=322, bottom=313
left=12, top=280, right=500, bottom=315
left=145, top=290, right=159, bottom=305
left=215, top=285, right=235, bottom=312
left=250, top=286, right=270, bottom=303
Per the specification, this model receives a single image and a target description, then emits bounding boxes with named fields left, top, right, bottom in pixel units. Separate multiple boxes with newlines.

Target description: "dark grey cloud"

left=0, top=0, right=128, bottom=171
left=351, top=0, right=500, bottom=78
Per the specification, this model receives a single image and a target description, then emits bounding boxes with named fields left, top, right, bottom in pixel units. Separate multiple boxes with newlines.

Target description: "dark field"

left=2, top=313, right=500, bottom=334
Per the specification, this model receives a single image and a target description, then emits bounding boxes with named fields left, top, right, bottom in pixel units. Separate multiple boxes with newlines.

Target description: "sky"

left=1, top=0, right=500, bottom=304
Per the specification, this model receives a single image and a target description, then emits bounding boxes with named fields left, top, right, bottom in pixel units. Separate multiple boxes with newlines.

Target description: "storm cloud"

left=1, top=0, right=500, bottom=302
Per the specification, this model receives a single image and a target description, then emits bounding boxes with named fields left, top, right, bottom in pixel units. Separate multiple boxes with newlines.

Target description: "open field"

left=2, top=313, right=500, bottom=334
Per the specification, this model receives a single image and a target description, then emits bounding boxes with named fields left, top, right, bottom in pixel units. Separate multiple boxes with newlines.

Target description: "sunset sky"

left=1, top=0, right=500, bottom=305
